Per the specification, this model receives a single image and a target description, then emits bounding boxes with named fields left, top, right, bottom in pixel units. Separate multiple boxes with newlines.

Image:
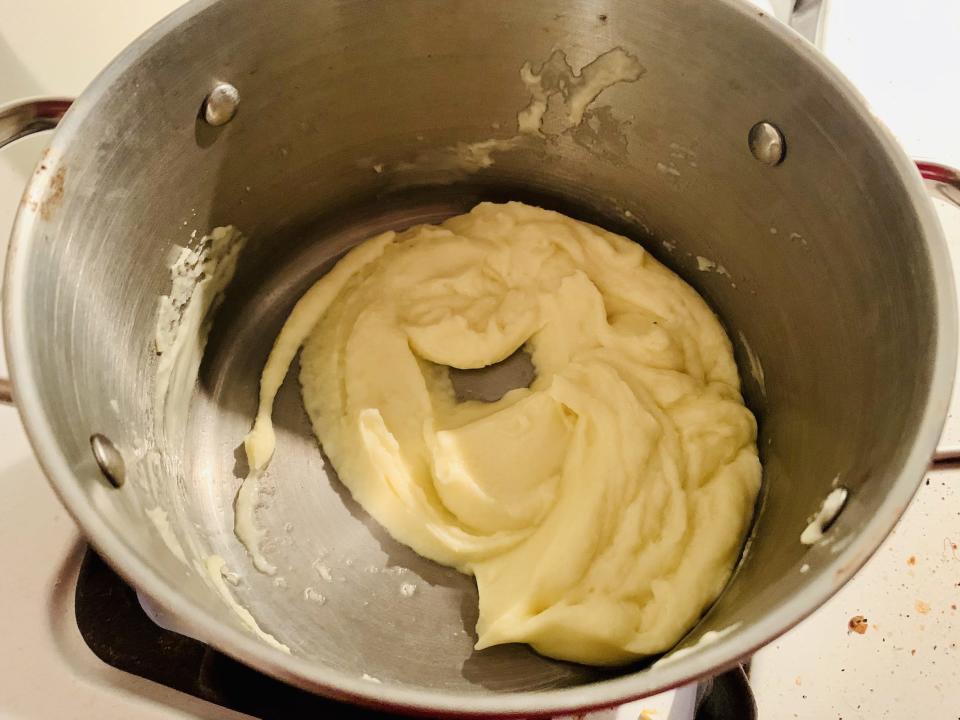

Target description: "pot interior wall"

left=12, top=0, right=939, bottom=697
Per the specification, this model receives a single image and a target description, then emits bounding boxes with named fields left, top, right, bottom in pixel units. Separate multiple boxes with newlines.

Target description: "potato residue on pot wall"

left=361, top=47, right=644, bottom=180
left=243, top=202, right=761, bottom=665
left=154, top=226, right=247, bottom=447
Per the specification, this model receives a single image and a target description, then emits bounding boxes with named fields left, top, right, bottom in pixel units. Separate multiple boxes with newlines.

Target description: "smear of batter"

left=518, top=48, right=645, bottom=136
left=234, top=470, right=277, bottom=575
left=145, top=506, right=188, bottom=564
left=244, top=202, right=760, bottom=665
left=652, top=622, right=742, bottom=666
left=155, top=226, right=246, bottom=445
left=800, top=487, right=848, bottom=545
left=203, top=555, right=290, bottom=653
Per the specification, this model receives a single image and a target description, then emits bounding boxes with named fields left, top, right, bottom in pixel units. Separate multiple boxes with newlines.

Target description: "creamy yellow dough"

left=245, top=202, right=761, bottom=665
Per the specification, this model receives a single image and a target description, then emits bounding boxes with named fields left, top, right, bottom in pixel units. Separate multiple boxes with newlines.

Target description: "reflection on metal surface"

left=0, top=97, right=71, bottom=150
left=919, top=161, right=960, bottom=462
left=789, top=0, right=826, bottom=45
left=0, top=97, right=71, bottom=402
left=917, top=161, right=960, bottom=207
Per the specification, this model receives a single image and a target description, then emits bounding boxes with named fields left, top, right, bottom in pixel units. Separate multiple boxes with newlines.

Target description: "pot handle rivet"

left=90, top=434, right=126, bottom=488
left=748, top=121, right=786, bottom=166
left=202, top=82, right=240, bottom=127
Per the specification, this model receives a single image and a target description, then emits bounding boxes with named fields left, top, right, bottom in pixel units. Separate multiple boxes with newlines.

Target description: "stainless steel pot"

left=2, top=0, right=957, bottom=715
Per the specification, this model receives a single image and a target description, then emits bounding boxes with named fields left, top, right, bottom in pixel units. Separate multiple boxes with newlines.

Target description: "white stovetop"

left=2, top=2, right=959, bottom=719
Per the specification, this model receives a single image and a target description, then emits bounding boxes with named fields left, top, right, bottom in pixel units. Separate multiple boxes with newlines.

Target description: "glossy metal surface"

left=788, top=0, right=827, bottom=44
left=918, top=161, right=960, bottom=201
left=202, top=82, right=240, bottom=127
left=919, top=161, right=960, bottom=460
left=3, top=0, right=956, bottom=715
left=0, top=97, right=72, bottom=404
left=89, top=433, right=126, bottom=489
left=0, top=98, right=71, bottom=151
left=747, top=121, right=786, bottom=166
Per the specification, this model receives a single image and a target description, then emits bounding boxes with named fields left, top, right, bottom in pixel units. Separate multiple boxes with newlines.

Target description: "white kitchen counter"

left=1, top=1, right=959, bottom=718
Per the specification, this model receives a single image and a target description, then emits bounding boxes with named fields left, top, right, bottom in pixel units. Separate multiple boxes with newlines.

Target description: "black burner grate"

left=74, top=549, right=755, bottom=719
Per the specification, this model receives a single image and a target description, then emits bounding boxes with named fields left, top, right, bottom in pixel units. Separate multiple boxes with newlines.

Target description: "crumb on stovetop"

left=848, top=615, right=868, bottom=634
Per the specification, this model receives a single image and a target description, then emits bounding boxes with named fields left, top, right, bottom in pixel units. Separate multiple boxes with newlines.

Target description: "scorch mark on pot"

left=39, top=167, right=66, bottom=221
left=21, top=151, right=67, bottom=221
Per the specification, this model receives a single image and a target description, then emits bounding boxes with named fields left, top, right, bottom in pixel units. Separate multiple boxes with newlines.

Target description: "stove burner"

left=74, top=550, right=390, bottom=717
left=74, top=549, right=756, bottom=718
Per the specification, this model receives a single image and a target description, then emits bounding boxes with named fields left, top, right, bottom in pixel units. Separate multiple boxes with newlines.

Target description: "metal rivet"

left=203, top=82, right=240, bottom=126
left=748, top=121, right=786, bottom=166
left=90, top=434, right=125, bottom=488
left=800, top=486, right=848, bottom=545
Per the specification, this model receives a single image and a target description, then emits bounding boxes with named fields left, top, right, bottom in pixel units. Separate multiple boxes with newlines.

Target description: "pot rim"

left=3, top=0, right=956, bottom=715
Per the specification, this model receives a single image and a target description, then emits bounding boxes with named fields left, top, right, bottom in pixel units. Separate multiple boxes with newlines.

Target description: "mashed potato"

left=245, top=202, right=760, bottom=665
